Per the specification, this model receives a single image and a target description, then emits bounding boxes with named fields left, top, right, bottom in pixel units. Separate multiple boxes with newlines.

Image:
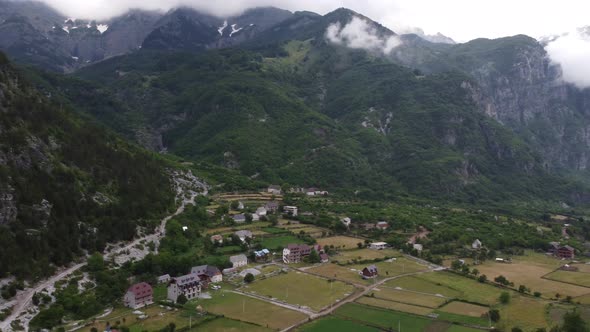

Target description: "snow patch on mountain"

left=229, top=24, right=242, bottom=37
left=218, top=20, right=228, bottom=36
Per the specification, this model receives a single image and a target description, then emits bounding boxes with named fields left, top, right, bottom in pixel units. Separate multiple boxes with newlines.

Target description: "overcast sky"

left=35, top=0, right=590, bottom=41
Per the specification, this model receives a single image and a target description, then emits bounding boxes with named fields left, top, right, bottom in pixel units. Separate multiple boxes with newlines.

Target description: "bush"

left=499, top=292, right=511, bottom=304
left=489, top=309, right=500, bottom=322
left=177, top=294, right=188, bottom=305
left=244, top=273, right=255, bottom=283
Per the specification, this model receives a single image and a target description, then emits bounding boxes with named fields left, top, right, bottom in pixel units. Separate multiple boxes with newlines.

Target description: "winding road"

left=0, top=172, right=208, bottom=332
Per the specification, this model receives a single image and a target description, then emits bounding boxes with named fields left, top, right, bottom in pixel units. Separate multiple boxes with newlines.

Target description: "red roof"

left=128, top=282, right=153, bottom=297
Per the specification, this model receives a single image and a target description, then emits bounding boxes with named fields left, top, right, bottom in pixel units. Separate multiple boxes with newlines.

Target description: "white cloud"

left=546, top=29, right=590, bottom=89
left=19, top=0, right=590, bottom=42
left=326, top=17, right=402, bottom=54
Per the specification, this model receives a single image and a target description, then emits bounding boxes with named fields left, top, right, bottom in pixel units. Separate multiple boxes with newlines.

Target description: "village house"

left=210, top=234, right=223, bottom=244
left=234, top=230, right=253, bottom=243
left=232, top=214, right=246, bottom=224
left=306, top=188, right=319, bottom=196
left=264, top=201, right=280, bottom=213
left=548, top=242, right=575, bottom=259
left=283, top=243, right=322, bottom=263
left=230, top=254, right=248, bottom=268
left=361, top=223, right=376, bottom=231
left=191, top=265, right=223, bottom=283
left=237, top=201, right=244, bottom=210
left=157, top=274, right=171, bottom=284
left=283, top=205, right=298, bottom=217
left=267, top=185, right=282, bottom=195
left=361, top=265, right=378, bottom=279
left=254, top=248, right=271, bottom=262
left=369, top=242, right=388, bottom=250
left=256, top=207, right=267, bottom=216
left=558, top=245, right=575, bottom=259
left=320, top=253, right=330, bottom=263
left=413, top=244, right=424, bottom=252
left=124, top=282, right=153, bottom=309
left=167, top=274, right=202, bottom=303
left=376, top=221, right=389, bottom=230
left=251, top=213, right=260, bottom=221
left=472, top=239, right=483, bottom=249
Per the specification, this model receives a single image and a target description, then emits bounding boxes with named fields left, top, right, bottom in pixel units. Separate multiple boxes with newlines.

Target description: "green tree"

left=244, top=273, right=255, bottom=283
left=561, top=310, right=589, bottom=332
left=308, top=250, right=321, bottom=263
left=489, top=309, right=500, bottom=322
left=478, top=274, right=487, bottom=283
left=451, top=260, right=463, bottom=271
left=87, top=252, right=105, bottom=273
left=176, top=294, right=188, bottom=305
left=499, top=292, right=511, bottom=304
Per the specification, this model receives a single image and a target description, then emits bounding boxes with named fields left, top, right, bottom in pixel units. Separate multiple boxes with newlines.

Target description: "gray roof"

left=235, top=230, right=252, bottom=238
left=174, top=273, right=200, bottom=286
left=158, top=274, right=170, bottom=280
left=191, top=265, right=221, bottom=277
left=230, top=254, right=248, bottom=263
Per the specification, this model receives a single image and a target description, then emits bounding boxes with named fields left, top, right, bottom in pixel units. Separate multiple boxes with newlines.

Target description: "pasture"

left=75, top=306, right=196, bottom=332
left=497, top=295, right=552, bottom=331
left=438, top=301, right=488, bottom=318
left=415, top=272, right=502, bottom=305
left=299, top=317, right=379, bottom=332
left=259, top=235, right=302, bottom=250
left=307, top=263, right=371, bottom=285
left=335, top=303, right=433, bottom=332
left=201, top=291, right=307, bottom=330
left=356, top=296, right=434, bottom=315
left=317, top=236, right=365, bottom=249
left=205, top=222, right=271, bottom=235
left=475, top=252, right=590, bottom=298
left=242, top=271, right=355, bottom=311
left=332, top=248, right=398, bottom=264
left=194, top=317, right=272, bottom=332
left=386, top=276, right=462, bottom=298
left=544, top=269, right=590, bottom=288
left=349, top=257, right=428, bottom=279
left=370, top=287, right=447, bottom=308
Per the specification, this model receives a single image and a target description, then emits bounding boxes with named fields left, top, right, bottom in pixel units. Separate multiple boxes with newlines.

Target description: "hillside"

left=0, top=53, right=175, bottom=279
left=35, top=36, right=581, bottom=206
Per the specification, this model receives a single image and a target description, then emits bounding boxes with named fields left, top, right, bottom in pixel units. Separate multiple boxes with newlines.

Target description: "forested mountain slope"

left=0, top=53, right=174, bottom=278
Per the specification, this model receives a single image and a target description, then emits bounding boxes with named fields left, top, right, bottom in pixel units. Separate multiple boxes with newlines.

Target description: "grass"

left=205, top=222, right=271, bottom=235
left=370, top=287, right=447, bottom=308
left=544, top=270, right=590, bottom=288
left=474, top=251, right=589, bottom=298
left=438, top=301, right=489, bottom=318
left=334, top=303, right=433, bottom=332
left=75, top=306, right=197, bottom=332
left=153, top=284, right=167, bottom=301
left=259, top=235, right=302, bottom=250
left=308, top=263, right=371, bottom=285
left=193, top=317, right=272, bottom=332
left=200, top=291, right=307, bottom=330
left=216, top=245, right=243, bottom=254
left=261, top=227, right=289, bottom=234
left=415, top=272, right=502, bottom=305
left=497, top=294, right=551, bottom=331
left=386, top=276, right=462, bottom=298
left=332, top=249, right=399, bottom=264
left=299, top=316, right=379, bottom=332
left=574, top=293, right=590, bottom=304
left=243, top=271, right=355, bottom=311
left=317, top=236, right=365, bottom=250
left=433, top=311, right=488, bottom=327
left=446, top=325, right=486, bottom=332
left=349, top=258, right=428, bottom=280
left=357, top=296, right=434, bottom=315
left=309, top=258, right=427, bottom=285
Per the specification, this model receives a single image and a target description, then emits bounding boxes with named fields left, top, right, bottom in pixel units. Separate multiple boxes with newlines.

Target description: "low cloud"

left=545, top=28, right=590, bottom=89
left=326, top=17, right=402, bottom=54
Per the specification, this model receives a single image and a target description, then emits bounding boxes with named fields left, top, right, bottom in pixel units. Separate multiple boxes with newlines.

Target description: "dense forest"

left=0, top=53, right=175, bottom=279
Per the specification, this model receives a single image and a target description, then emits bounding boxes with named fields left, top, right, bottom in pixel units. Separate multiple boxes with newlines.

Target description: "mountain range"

left=1, top=3, right=590, bottom=241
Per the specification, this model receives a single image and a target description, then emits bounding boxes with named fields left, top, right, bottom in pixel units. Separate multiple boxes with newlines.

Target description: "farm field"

left=371, top=287, right=448, bottom=308
left=332, top=248, right=398, bottom=264
left=317, top=236, right=365, bottom=249
left=575, top=293, right=590, bottom=304
left=573, top=263, right=590, bottom=273
left=544, top=270, right=590, bottom=288
left=242, top=271, right=355, bottom=311
left=335, top=303, right=433, bottom=332
left=75, top=306, right=196, bottom=332
left=205, top=222, right=271, bottom=235
left=259, top=235, right=302, bottom=249
left=415, top=272, right=501, bottom=305
left=349, top=257, right=428, bottom=279
left=475, top=253, right=590, bottom=298
left=298, top=317, right=379, bottom=332
left=446, top=326, right=486, bottom=332
left=438, top=301, right=488, bottom=318
left=356, top=296, right=434, bottom=315
left=386, top=276, right=462, bottom=298
left=308, top=263, right=372, bottom=285
left=194, top=317, right=272, bottom=332
left=200, top=291, right=307, bottom=330
left=497, top=295, right=552, bottom=331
